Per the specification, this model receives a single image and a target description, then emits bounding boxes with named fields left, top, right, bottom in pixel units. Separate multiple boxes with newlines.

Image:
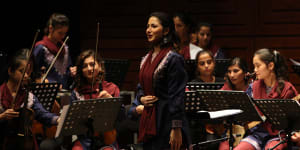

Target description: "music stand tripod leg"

left=226, top=116, right=234, bottom=150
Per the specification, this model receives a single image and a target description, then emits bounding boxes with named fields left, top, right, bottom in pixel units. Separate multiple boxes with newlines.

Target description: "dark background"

left=2, top=0, right=300, bottom=92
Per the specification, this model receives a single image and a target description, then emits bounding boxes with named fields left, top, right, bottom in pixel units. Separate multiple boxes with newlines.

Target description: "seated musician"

left=70, top=49, right=123, bottom=150
left=234, top=49, right=298, bottom=150
left=0, top=49, right=59, bottom=150
left=192, top=50, right=225, bottom=83
left=217, top=57, right=251, bottom=149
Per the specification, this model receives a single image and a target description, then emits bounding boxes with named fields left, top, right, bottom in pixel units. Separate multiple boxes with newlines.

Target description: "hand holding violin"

left=0, top=109, right=19, bottom=120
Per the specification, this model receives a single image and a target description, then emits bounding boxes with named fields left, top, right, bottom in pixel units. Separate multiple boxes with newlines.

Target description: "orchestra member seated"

left=70, top=49, right=124, bottom=150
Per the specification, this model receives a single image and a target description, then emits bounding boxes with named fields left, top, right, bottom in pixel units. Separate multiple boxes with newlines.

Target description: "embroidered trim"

left=43, top=45, right=69, bottom=76
left=140, top=53, right=150, bottom=70
left=74, top=90, right=85, bottom=100
left=20, top=92, right=34, bottom=108
left=153, top=51, right=172, bottom=77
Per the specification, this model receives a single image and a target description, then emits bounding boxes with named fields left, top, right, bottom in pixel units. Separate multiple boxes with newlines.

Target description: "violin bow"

left=11, top=30, right=40, bottom=108
left=41, top=36, right=69, bottom=83
left=91, top=22, right=100, bottom=93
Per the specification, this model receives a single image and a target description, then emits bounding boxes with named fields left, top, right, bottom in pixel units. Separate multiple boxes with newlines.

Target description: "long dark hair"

left=74, top=49, right=105, bottom=89
left=226, top=57, right=249, bottom=90
left=173, top=12, right=195, bottom=50
left=5, top=49, right=34, bottom=82
left=147, top=12, right=175, bottom=49
left=44, top=13, right=69, bottom=35
left=254, top=48, right=288, bottom=94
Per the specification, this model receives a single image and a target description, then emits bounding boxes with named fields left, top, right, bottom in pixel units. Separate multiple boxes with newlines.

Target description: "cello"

left=2, top=30, right=39, bottom=150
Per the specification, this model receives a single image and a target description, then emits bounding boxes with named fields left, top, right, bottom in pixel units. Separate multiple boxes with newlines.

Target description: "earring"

left=163, top=36, right=168, bottom=44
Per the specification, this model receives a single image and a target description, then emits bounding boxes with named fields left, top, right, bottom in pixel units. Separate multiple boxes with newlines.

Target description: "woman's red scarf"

left=35, top=36, right=65, bottom=56
left=178, top=45, right=190, bottom=60
left=138, top=47, right=171, bottom=142
left=0, top=83, right=26, bottom=110
left=252, top=79, right=298, bottom=100
left=77, top=81, right=119, bottom=99
left=220, top=82, right=232, bottom=90
left=252, top=79, right=298, bottom=135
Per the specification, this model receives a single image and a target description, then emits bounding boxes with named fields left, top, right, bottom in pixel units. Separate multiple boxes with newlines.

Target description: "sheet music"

left=197, top=109, right=243, bottom=119
left=55, top=104, right=70, bottom=138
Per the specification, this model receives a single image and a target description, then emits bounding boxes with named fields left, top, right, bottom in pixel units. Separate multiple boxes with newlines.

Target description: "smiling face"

left=82, top=56, right=102, bottom=83
left=227, top=64, right=246, bottom=86
left=253, top=54, right=274, bottom=80
left=197, top=52, right=215, bottom=76
left=146, top=16, right=167, bottom=44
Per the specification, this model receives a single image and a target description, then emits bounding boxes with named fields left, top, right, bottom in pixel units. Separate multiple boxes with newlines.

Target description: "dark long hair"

left=74, top=49, right=105, bottom=89
left=147, top=12, right=175, bottom=49
left=5, top=48, right=34, bottom=83
left=226, top=57, right=249, bottom=90
left=44, top=13, right=69, bottom=35
left=254, top=48, right=288, bottom=94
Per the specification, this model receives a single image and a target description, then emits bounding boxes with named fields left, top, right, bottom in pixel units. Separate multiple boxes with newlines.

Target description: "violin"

left=3, top=31, right=39, bottom=150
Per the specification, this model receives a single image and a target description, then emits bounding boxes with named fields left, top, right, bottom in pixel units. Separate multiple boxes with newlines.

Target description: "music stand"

left=253, top=99, right=300, bottom=150
left=30, top=82, right=60, bottom=112
left=104, top=59, right=130, bottom=88
left=185, top=90, right=263, bottom=149
left=55, top=97, right=123, bottom=138
left=184, top=59, right=197, bottom=81
left=186, top=82, right=224, bottom=91
left=215, top=59, right=230, bottom=78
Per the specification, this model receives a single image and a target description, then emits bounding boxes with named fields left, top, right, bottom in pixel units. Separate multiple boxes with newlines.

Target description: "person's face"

left=253, top=55, right=274, bottom=80
left=49, top=25, right=69, bottom=43
left=146, top=16, right=167, bottom=44
left=227, top=64, right=246, bottom=86
left=82, top=56, right=102, bottom=82
left=8, top=60, right=32, bottom=85
left=173, top=16, right=188, bottom=42
left=190, top=32, right=197, bottom=44
left=197, top=53, right=215, bottom=76
left=197, top=26, right=212, bottom=48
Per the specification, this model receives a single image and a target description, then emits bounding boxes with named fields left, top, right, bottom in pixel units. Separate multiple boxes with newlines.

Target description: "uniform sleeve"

left=136, top=83, right=144, bottom=104
left=167, top=54, right=188, bottom=128
left=128, top=96, right=142, bottom=120
left=32, top=95, right=58, bottom=127
left=33, top=45, right=45, bottom=72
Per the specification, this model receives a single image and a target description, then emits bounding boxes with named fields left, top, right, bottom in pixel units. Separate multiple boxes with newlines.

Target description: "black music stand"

left=186, top=82, right=224, bottom=91
left=55, top=97, right=123, bottom=138
left=184, top=59, right=197, bottom=81
left=104, top=59, right=130, bottom=88
left=185, top=90, right=263, bottom=150
left=253, top=99, right=300, bottom=150
left=30, top=82, right=60, bottom=112
left=215, top=59, right=230, bottom=78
